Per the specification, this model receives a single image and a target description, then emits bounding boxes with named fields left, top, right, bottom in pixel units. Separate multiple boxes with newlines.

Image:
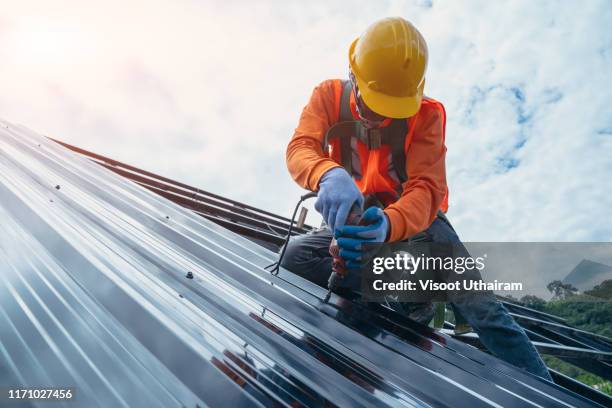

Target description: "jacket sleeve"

left=286, top=80, right=342, bottom=191
left=384, top=103, right=448, bottom=242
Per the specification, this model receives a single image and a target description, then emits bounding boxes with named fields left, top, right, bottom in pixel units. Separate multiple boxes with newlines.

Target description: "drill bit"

left=324, top=271, right=341, bottom=303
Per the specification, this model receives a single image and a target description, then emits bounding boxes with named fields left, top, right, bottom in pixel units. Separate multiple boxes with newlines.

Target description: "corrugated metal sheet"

left=49, top=137, right=315, bottom=251
left=0, top=119, right=605, bottom=407
left=52, top=131, right=612, bottom=405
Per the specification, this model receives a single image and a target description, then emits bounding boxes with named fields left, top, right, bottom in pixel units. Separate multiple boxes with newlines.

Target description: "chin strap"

left=265, top=192, right=317, bottom=275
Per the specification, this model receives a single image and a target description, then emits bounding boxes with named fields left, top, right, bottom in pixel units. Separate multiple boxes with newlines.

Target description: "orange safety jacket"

left=287, top=79, right=448, bottom=242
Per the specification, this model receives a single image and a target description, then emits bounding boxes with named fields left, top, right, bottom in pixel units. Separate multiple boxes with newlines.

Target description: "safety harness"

left=323, top=80, right=412, bottom=183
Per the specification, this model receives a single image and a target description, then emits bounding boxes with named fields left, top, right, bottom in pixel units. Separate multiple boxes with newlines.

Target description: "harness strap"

left=339, top=127, right=352, bottom=174
left=387, top=120, right=409, bottom=183
left=323, top=80, right=410, bottom=183
left=339, top=80, right=352, bottom=121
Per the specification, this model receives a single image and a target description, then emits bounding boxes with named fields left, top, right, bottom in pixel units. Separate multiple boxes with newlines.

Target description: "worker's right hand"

left=315, top=167, right=363, bottom=232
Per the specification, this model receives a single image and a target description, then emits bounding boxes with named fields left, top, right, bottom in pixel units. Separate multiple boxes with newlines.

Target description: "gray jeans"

left=280, top=215, right=552, bottom=381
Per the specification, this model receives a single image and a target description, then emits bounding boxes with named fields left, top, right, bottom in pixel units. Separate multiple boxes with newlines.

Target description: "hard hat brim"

left=349, top=37, right=424, bottom=119
left=355, top=73, right=424, bottom=119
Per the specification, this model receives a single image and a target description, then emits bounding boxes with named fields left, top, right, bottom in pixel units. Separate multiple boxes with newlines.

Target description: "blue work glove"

left=314, top=167, right=364, bottom=232
left=335, top=207, right=389, bottom=269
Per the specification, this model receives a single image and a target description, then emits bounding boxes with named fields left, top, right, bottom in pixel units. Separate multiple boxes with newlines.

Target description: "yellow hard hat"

left=349, top=17, right=428, bottom=118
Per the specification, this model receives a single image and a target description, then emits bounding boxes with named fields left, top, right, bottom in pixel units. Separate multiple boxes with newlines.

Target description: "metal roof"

left=0, top=118, right=608, bottom=407
left=48, top=137, right=314, bottom=252
left=52, top=125, right=612, bottom=405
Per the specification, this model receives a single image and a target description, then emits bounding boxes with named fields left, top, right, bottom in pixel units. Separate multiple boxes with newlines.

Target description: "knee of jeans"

left=456, top=298, right=514, bottom=327
left=427, top=218, right=461, bottom=243
left=279, top=238, right=304, bottom=272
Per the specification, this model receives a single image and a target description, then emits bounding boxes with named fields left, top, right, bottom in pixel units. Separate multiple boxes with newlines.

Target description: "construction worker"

left=281, top=17, right=552, bottom=381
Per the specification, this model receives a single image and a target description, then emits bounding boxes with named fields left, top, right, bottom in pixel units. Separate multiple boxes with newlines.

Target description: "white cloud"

left=0, top=0, right=610, bottom=241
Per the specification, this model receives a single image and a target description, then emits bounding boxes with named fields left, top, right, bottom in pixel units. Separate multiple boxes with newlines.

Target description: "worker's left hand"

left=335, top=207, right=389, bottom=269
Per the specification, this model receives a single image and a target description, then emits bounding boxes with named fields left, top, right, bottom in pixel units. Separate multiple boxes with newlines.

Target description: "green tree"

left=547, top=280, right=578, bottom=300
left=544, top=295, right=612, bottom=339
left=585, top=279, right=612, bottom=299
left=520, top=295, right=546, bottom=310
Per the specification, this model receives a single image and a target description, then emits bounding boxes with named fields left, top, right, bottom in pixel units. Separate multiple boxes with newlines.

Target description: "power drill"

left=324, top=205, right=364, bottom=303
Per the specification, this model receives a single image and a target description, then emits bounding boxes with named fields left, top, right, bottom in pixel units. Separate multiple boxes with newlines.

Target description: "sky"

left=0, top=0, right=611, bottom=242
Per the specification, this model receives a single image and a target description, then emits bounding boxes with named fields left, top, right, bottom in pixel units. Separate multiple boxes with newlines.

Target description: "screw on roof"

left=185, top=271, right=194, bottom=279
left=55, top=185, right=61, bottom=190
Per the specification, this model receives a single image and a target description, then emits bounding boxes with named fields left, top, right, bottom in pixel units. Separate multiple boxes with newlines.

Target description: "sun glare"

left=10, top=17, right=87, bottom=67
